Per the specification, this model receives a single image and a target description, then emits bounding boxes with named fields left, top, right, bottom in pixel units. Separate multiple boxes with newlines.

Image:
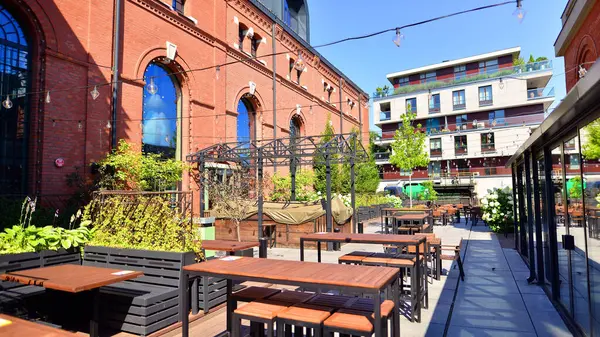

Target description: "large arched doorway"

left=142, top=61, right=181, bottom=160
left=0, top=4, right=30, bottom=194
left=236, top=96, right=256, bottom=143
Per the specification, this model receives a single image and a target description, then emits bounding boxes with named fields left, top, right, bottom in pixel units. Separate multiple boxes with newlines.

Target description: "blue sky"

left=308, top=0, right=568, bottom=131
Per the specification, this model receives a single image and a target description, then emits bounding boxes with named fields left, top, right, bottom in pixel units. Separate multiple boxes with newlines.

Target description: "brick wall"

left=6, top=0, right=368, bottom=209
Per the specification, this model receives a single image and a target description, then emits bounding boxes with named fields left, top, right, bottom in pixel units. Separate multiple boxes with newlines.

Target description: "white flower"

left=492, top=209, right=497, bottom=214
left=481, top=198, right=488, bottom=205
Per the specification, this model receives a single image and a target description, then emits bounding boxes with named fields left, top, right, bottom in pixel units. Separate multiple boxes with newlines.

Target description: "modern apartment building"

left=373, top=47, right=555, bottom=198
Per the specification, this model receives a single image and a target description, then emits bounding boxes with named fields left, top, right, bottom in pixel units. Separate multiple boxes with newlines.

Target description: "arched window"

left=142, top=62, right=181, bottom=159
left=0, top=5, right=30, bottom=194
left=237, top=97, right=256, bottom=143
left=290, top=116, right=301, bottom=141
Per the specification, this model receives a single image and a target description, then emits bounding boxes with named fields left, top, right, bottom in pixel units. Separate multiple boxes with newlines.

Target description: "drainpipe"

left=272, top=23, right=277, bottom=172
left=110, top=0, right=122, bottom=149
left=358, top=95, right=362, bottom=140
left=339, top=77, right=343, bottom=133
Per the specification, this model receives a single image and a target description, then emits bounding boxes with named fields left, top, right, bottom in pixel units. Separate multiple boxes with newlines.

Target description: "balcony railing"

left=430, top=149, right=442, bottom=157
left=380, top=111, right=391, bottom=121
left=376, top=60, right=554, bottom=98
left=429, top=104, right=440, bottom=114
left=453, top=103, right=466, bottom=110
left=374, top=152, right=391, bottom=161
left=455, top=146, right=468, bottom=155
left=481, top=143, right=496, bottom=153
left=527, top=87, right=555, bottom=100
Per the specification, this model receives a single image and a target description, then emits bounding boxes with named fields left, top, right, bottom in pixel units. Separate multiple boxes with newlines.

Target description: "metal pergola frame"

left=187, top=133, right=369, bottom=253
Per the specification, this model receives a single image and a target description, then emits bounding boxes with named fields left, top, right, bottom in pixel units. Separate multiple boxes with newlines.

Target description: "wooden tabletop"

left=300, top=233, right=425, bottom=245
left=0, top=265, right=143, bottom=293
left=201, top=240, right=259, bottom=252
left=0, top=314, right=78, bottom=336
left=184, top=257, right=398, bottom=290
left=394, top=213, right=428, bottom=221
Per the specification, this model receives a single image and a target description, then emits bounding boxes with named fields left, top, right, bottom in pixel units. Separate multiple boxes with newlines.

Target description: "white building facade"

left=373, top=47, right=555, bottom=198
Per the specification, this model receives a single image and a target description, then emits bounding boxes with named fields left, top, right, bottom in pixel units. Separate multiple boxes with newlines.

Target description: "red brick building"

left=0, top=0, right=369, bottom=209
left=555, top=0, right=600, bottom=91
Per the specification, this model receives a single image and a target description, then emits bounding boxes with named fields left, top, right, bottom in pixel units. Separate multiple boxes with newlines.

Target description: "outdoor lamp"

left=392, top=28, right=403, bottom=47
left=2, top=95, right=12, bottom=109
left=513, top=0, right=526, bottom=23
left=146, top=77, right=158, bottom=95
left=294, top=51, right=306, bottom=71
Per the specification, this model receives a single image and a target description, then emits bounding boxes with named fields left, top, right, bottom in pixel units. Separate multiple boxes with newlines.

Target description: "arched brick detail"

left=576, top=35, right=598, bottom=70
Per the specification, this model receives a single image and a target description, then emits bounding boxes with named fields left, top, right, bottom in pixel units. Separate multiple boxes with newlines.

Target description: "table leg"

left=392, top=277, right=400, bottom=337
left=90, top=289, right=99, bottom=337
left=436, top=246, right=441, bottom=280
left=192, top=278, right=199, bottom=315
left=180, top=271, right=189, bottom=337
left=374, top=289, right=382, bottom=337
left=300, top=239, right=305, bottom=261
left=226, top=279, right=233, bottom=334
left=317, top=241, right=322, bottom=263
left=416, top=242, right=421, bottom=322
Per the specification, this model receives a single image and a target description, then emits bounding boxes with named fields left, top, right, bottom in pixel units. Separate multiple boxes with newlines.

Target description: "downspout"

left=358, top=95, right=362, bottom=141
left=111, top=0, right=122, bottom=149
left=339, top=77, right=343, bottom=133
left=272, top=23, right=277, bottom=172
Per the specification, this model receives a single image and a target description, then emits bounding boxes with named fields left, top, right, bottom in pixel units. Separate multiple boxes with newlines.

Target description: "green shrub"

left=82, top=195, right=202, bottom=258
left=270, top=169, right=315, bottom=202
left=481, top=187, right=514, bottom=233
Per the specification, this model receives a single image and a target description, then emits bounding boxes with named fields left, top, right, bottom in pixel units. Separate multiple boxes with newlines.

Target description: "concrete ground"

left=171, top=217, right=573, bottom=337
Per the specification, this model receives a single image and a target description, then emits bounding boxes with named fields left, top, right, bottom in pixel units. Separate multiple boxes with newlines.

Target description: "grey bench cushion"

left=99, top=281, right=178, bottom=307
left=0, top=285, right=45, bottom=305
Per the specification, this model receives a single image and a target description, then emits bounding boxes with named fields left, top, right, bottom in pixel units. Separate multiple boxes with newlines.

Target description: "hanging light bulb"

left=2, top=95, right=12, bottom=109
left=45, top=91, right=51, bottom=104
left=146, top=77, right=158, bottom=95
left=513, top=0, right=526, bottom=23
left=294, top=51, right=306, bottom=72
left=52, top=119, right=56, bottom=127
left=216, top=66, right=220, bottom=80
left=499, top=78, right=504, bottom=89
left=106, top=120, right=111, bottom=129
left=579, top=65, right=588, bottom=78
left=78, top=121, right=82, bottom=130
left=90, top=86, right=100, bottom=100
left=392, top=28, right=404, bottom=47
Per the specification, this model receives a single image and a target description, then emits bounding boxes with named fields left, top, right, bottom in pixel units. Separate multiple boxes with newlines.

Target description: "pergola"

left=186, top=133, right=369, bottom=254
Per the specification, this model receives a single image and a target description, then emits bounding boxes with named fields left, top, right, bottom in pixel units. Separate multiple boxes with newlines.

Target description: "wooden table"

left=380, top=207, right=403, bottom=233
left=414, top=234, right=442, bottom=280
left=394, top=213, right=428, bottom=235
left=0, top=264, right=142, bottom=337
left=179, top=257, right=400, bottom=337
left=201, top=240, right=259, bottom=254
left=0, top=314, right=78, bottom=337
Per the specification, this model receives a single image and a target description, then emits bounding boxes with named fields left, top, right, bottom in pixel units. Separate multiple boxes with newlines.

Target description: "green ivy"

left=82, top=195, right=202, bottom=258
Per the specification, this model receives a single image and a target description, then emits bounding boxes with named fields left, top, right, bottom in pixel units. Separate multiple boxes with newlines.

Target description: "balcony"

left=481, top=143, right=496, bottom=153
left=527, top=87, right=555, bottom=100
left=429, top=104, right=440, bottom=114
left=453, top=103, right=466, bottom=111
left=479, top=98, right=493, bottom=107
left=430, top=148, right=442, bottom=157
left=374, top=152, right=391, bottom=161
left=380, top=60, right=553, bottom=98
left=419, top=113, right=545, bottom=135
left=380, top=111, right=391, bottom=121
left=455, top=145, right=468, bottom=155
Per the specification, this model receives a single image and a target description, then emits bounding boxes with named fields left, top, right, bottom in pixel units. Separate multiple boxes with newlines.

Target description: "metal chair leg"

left=232, top=314, right=241, bottom=337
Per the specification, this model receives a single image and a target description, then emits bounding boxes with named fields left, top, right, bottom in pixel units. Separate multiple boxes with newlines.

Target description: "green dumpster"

left=197, top=217, right=216, bottom=258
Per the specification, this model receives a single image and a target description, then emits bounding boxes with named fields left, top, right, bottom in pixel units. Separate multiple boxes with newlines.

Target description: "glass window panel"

left=537, top=153, right=553, bottom=292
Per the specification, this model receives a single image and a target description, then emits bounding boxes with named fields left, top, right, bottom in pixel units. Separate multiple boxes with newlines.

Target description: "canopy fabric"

left=211, top=199, right=353, bottom=225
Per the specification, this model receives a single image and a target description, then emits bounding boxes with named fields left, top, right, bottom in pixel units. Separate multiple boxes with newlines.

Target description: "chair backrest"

left=0, top=249, right=81, bottom=289
left=84, top=246, right=195, bottom=289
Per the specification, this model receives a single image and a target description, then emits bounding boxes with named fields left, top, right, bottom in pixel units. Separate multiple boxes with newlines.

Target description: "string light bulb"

left=106, top=120, right=111, bottom=129
left=499, top=78, right=504, bottom=89
left=513, top=0, right=526, bottom=23
left=216, top=66, right=220, bottom=80
left=146, top=77, right=158, bottom=95
left=78, top=121, right=82, bottom=130
left=52, top=119, right=56, bottom=127
left=90, top=86, right=100, bottom=100
left=392, top=28, right=404, bottom=47
left=2, top=95, right=12, bottom=109
left=579, top=65, right=588, bottom=78
left=45, top=91, right=51, bottom=104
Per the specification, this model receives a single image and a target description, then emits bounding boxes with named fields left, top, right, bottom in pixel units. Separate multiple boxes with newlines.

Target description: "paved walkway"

left=446, top=224, right=572, bottom=337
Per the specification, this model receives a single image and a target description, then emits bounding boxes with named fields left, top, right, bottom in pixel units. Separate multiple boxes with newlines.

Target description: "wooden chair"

left=322, top=300, right=395, bottom=337
left=440, top=240, right=465, bottom=281
left=232, top=300, right=288, bottom=337
left=276, top=304, right=332, bottom=337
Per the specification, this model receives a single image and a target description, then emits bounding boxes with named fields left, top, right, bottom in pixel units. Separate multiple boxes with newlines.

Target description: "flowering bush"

left=481, top=187, right=514, bottom=233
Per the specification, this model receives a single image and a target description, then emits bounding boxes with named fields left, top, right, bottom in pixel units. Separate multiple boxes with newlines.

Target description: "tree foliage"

left=313, top=115, right=342, bottom=194
left=270, top=169, right=315, bottom=202
left=582, top=120, right=600, bottom=160
left=97, top=140, right=188, bottom=191
left=340, top=128, right=380, bottom=194
left=389, top=112, right=429, bottom=172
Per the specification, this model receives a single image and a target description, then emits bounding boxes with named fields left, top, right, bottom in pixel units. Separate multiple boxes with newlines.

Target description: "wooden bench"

left=276, top=303, right=332, bottom=337
left=83, top=246, right=196, bottom=336
left=0, top=249, right=80, bottom=311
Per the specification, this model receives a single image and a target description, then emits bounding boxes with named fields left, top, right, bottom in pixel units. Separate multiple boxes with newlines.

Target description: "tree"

left=313, top=115, right=341, bottom=194
left=205, top=166, right=258, bottom=242
left=375, top=86, right=390, bottom=98
left=340, top=128, right=380, bottom=194
left=389, top=112, right=429, bottom=207
left=582, top=120, right=600, bottom=160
